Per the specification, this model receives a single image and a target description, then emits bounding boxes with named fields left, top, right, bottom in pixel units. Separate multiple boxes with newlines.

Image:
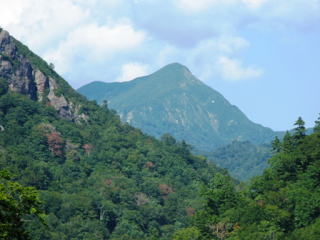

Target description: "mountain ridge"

left=78, top=63, right=277, bottom=151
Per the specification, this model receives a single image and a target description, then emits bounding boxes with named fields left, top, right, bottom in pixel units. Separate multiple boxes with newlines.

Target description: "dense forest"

left=0, top=77, right=225, bottom=239
left=173, top=117, right=320, bottom=239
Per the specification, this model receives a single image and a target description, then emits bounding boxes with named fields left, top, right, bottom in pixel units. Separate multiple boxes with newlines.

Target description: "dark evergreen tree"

left=282, top=131, right=293, bottom=152
left=314, top=114, right=320, bottom=133
left=293, top=116, right=306, bottom=140
left=271, top=136, right=281, bottom=153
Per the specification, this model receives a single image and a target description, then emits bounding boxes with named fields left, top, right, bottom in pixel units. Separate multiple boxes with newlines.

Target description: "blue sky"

left=1, top=0, right=319, bottom=131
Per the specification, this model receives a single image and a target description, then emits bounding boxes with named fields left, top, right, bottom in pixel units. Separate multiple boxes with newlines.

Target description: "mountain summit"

left=78, top=63, right=276, bottom=150
left=144, top=62, right=198, bottom=84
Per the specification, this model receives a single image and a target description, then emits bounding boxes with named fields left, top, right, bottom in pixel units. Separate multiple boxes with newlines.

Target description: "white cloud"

left=175, top=0, right=320, bottom=31
left=1, top=0, right=146, bottom=84
left=258, top=0, right=320, bottom=30
left=174, top=0, right=266, bottom=13
left=198, top=36, right=249, bottom=54
left=44, top=22, right=145, bottom=73
left=1, top=0, right=318, bottom=88
left=0, top=0, right=26, bottom=26
left=75, top=0, right=122, bottom=7
left=216, top=56, right=263, bottom=81
left=183, top=36, right=249, bottom=72
left=116, top=63, right=148, bottom=82
left=242, top=0, right=266, bottom=9
left=150, top=35, right=261, bottom=82
left=175, top=0, right=235, bottom=13
left=0, top=0, right=89, bottom=52
left=146, top=35, right=263, bottom=81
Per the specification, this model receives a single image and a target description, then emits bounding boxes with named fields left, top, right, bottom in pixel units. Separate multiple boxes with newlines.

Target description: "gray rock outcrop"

left=0, top=29, right=86, bottom=122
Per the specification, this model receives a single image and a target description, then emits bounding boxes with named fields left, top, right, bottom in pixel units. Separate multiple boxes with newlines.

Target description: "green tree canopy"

left=0, top=170, right=43, bottom=240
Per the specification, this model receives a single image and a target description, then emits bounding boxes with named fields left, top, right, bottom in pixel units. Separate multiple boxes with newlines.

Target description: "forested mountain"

left=0, top=29, right=224, bottom=239
left=173, top=118, right=320, bottom=239
left=78, top=63, right=277, bottom=151
left=2, top=28, right=319, bottom=240
left=203, top=141, right=271, bottom=181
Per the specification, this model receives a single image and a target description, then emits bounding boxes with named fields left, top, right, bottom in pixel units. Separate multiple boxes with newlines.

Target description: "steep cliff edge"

left=0, top=29, right=87, bottom=122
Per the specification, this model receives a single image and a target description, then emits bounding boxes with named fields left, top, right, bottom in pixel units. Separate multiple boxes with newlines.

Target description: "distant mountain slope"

left=78, top=63, right=276, bottom=151
left=202, top=141, right=272, bottom=181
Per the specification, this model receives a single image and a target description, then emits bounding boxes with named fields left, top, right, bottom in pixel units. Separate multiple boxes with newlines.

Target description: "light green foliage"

left=0, top=170, right=43, bottom=240
left=172, top=227, right=201, bottom=240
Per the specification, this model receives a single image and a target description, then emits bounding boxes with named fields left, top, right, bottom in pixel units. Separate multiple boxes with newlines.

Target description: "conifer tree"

left=282, top=131, right=293, bottom=152
left=271, top=136, right=281, bottom=153
left=314, top=114, right=320, bottom=133
left=293, top=117, right=306, bottom=142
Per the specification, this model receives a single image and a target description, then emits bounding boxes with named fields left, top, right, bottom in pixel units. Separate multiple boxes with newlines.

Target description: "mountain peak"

left=147, top=62, right=199, bottom=86
left=79, top=62, right=276, bottom=151
left=163, top=62, right=188, bottom=69
left=158, top=62, right=191, bottom=74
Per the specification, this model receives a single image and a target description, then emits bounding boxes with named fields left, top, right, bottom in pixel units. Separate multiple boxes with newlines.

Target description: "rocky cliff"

left=0, top=29, right=86, bottom=122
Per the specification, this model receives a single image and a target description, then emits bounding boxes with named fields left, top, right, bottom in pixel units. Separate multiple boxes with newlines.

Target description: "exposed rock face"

left=0, top=30, right=37, bottom=100
left=0, top=29, right=86, bottom=122
left=0, top=30, right=16, bottom=56
left=46, top=77, right=73, bottom=120
left=34, top=70, right=49, bottom=101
